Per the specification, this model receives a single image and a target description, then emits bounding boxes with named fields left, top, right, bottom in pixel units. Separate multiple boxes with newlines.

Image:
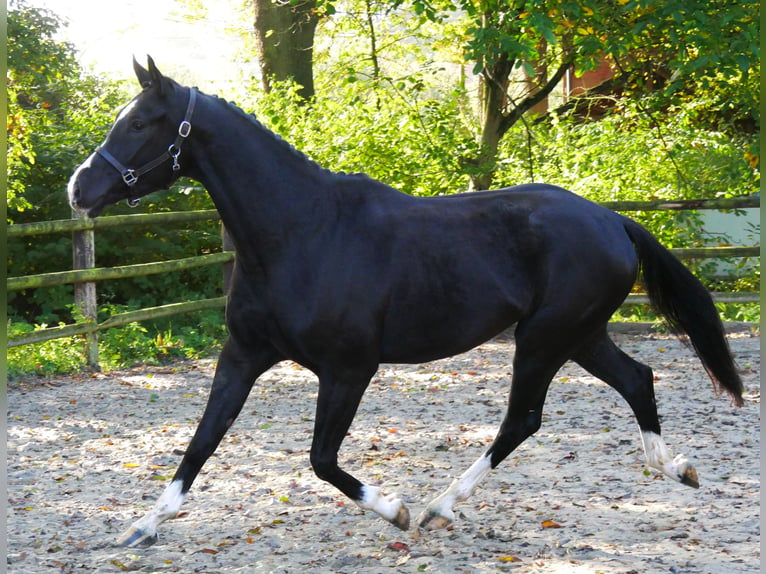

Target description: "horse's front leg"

left=117, top=338, right=279, bottom=547
left=310, top=371, right=411, bottom=531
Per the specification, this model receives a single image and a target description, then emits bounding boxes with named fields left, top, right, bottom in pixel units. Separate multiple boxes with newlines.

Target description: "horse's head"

left=68, top=56, right=196, bottom=217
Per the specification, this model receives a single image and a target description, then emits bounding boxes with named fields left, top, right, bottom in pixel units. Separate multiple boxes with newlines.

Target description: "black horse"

left=68, top=58, right=743, bottom=547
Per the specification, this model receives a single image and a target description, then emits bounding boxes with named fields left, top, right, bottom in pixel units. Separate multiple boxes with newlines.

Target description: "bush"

left=493, top=100, right=758, bottom=249
left=7, top=307, right=227, bottom=381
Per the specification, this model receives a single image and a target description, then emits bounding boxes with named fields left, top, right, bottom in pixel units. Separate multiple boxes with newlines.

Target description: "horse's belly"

left=378, top=303, right=521, bottom=364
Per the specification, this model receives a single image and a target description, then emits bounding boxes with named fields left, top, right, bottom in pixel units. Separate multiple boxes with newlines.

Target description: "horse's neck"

left=188, top=96, right=333, bottom=255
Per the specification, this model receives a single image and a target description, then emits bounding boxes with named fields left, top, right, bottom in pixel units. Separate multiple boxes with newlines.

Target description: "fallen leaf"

left=387, top=541, right=410, bottom=552
left=200, top=548, right=218, bottom=555
left=499, top=555, right=522, bottom=562
left=541, top=519, right=562, bottom=529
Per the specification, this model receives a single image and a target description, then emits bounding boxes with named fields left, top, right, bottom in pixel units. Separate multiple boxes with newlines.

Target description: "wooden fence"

left=6, top=196, right=760, bottom=366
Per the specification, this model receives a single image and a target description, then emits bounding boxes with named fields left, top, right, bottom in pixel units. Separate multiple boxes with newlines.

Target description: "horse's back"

left=354, top=182, right=639, bottom=362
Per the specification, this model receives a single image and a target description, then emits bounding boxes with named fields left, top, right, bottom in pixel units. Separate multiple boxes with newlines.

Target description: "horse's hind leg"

left=573, top=329, right=699, bottom=488
left=418, top=319, right=573, bottom=530
left=117, top=338, right=279, bottom=547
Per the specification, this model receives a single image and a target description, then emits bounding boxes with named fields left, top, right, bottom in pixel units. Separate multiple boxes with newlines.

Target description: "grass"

left=7, top=310, right=227, bottom=382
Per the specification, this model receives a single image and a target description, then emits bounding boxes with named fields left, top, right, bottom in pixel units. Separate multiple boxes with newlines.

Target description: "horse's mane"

left=207, top=92, right=355, bottom=178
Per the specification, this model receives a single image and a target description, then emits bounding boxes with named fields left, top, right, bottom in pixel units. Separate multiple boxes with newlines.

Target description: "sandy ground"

left=7, top=332, right=760, bottom=573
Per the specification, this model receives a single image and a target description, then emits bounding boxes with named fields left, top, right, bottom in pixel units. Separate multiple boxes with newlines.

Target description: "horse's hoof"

left=116, top=526, right=159, bottom=548
left=680, top=465, right=700, bottom=489
left=417, top=509, right=452, bottom=531
left=389, top=505, right=410, bottom=531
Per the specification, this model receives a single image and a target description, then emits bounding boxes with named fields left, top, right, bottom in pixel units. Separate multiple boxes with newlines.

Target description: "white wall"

left=699, top=207, right=760, bottom=278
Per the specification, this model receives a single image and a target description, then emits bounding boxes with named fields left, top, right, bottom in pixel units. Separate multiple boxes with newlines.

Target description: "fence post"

left=72, top=211, right=99, bottom=368
left=222, top=223, right=235, bottom=295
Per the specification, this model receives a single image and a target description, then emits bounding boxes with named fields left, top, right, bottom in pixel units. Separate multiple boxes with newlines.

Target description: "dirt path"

left=7, top=332, right=760, bottom=573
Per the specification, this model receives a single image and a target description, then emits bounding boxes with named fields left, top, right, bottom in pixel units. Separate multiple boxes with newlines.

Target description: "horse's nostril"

left=69, top=180, right=82, bottom=207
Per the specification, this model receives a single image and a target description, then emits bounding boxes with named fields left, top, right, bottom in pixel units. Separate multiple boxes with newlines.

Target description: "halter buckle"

left=122, top=169, right=138, bottom=186
left=178, top=120, right=192, bottom=138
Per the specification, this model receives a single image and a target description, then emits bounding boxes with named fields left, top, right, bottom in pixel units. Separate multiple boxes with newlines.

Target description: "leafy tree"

left=7, top=1, right=224, bottom=324
left=7, top=0, right=124, bottom=222
left=7, top=1, right=124, bottom=321
left=405, top=0, right=760, bottom=189
left=249, top=0, right=758, bottom=191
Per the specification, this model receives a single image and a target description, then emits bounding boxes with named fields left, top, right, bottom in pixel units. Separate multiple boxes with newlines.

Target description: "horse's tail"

left=623, top=219, right=744, bottom=407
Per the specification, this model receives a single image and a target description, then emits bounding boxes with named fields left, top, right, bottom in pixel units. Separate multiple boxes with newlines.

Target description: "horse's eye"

left=131, top=119, right=145, bottom=131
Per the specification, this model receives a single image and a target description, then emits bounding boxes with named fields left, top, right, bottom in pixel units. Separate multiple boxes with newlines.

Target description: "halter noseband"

left=97, top=87, right=197, bottom=207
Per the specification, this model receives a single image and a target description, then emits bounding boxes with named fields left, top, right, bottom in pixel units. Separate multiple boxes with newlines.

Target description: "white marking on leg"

left=640, top=430, right=698, bottom=486
left=117, top=480, right=186, bottom=546
left=419, top=454, right=493, bottom=529
left=357, top=485, right=410, bottom=529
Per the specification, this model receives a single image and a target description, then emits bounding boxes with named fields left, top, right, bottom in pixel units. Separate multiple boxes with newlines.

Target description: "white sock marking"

left=640, top=430, right=692, bottom=482
left=357, top=485, right=404, bottom=523
left=423, top=454, right=493, bottom=523
left=129, top=480, right=186, bottom=536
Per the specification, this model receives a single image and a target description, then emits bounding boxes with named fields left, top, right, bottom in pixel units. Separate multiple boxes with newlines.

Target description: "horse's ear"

left=133, top=56, right=152, bottom=89
left=146, top=56, right=165, bottom=93
left=133, top=55, right=166, bottom=92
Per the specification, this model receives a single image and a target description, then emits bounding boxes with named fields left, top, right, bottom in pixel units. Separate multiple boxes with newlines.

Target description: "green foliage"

left=6, top=0, right=759, bottom=376
left=492, top=99, right=758, bottom=247
left=406, top=0, right=760, bottom=96
left=6, top=2, right=223, bottom=325
left=706, top=272, right=761, bottom=323
left=89, top=185, right=222, bottom=318
left=97, top=305, right=226, bottom=368
left=398, top=0, right=760, bottom=185
left=7, top=322, right=88, bottom=377
left=250, top=79, right=478, bottom=196
left=7, top=0, right=125, bottom=222
left=7, top=1, right=123, bottom=322
left=7, top=308, right=227, bottom=380
left=248, top=76, right=757, bottom=248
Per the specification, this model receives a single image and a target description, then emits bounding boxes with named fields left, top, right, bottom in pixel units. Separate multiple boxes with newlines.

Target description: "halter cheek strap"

left=97, top=88, right=197, bottom=205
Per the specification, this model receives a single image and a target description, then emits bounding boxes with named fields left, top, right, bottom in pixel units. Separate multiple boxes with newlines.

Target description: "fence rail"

left=6, top=209, right=220, bottom=237
left=7, top=197, right=760, bottom=364
left=7, top=252, right=234, bottom=291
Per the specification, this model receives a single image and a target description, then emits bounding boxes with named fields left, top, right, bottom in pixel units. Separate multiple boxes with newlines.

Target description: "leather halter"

left=97, top=88, right=197, bottom=206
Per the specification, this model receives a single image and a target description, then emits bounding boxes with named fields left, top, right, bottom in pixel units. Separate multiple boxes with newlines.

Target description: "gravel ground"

left=7, top=331, right=760, bottom=573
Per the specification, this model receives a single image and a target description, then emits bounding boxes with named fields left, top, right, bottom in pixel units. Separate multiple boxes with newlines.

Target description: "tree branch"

left=498, top=58, right=573, bottom=136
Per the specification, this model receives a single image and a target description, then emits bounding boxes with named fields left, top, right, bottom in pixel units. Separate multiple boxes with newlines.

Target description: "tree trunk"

left=470, top=58, right=573, bottom=191
left=253, top=0, right=319, bottom=102
left=471, top=57, right=512, bottom=191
